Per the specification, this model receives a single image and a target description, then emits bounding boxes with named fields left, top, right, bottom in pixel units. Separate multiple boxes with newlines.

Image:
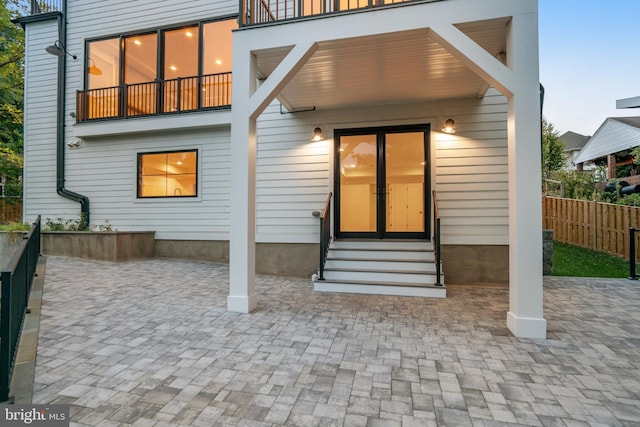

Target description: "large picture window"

left=78, top=17, right=237, bottom=122
left=138, top=150, right=198, bottom=198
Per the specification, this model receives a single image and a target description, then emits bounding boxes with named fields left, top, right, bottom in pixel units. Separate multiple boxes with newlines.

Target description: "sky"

left=538, top=0, right=640, bottom=137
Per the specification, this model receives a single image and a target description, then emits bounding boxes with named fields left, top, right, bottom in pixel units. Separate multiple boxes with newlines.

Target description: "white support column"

left=228, top=39, right=318, bottom=313
left=505, top=10, right=547, bottom=339
left=228, top=47, right=258, bottom=313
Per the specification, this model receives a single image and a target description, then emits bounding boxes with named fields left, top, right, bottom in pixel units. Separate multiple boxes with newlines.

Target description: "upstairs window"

left=78, top=18, right=237, bottom=122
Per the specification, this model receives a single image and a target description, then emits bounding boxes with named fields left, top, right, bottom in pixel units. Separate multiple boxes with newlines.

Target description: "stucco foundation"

left=442, top=244, right=509, bottom=285
left=255, top=243, right=317, bottom=277
left=155, top=240, right=316, bottom=277
left=155, top=240, right=229, bottom=264
left=43, top=236, right=509, bottom=283
left=41, top=231, right=156, bottom=262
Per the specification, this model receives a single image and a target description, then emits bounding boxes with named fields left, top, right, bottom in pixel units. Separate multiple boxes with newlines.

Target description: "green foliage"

left=2, top=219, right=29, bottom=242
left=616, top=164, right=634, bottom=179
left=45, top=216, right=116, bottom=232
left=549, top=169, right=596, bottom=200
left=44, top=217, right=83, bottom=231
left=632, top=146, right=640, bottom=165
left=91, top=219, right=117, bottom=232
left=552, top=242, right=631, bottom=278
left=542, top=117, right=565, bottom=180
left=0, top=1, right=24, bottom=197
left=617, top=193, right=640, bottom=207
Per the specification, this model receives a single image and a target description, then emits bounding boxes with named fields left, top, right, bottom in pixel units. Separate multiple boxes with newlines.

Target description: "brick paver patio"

left=31, top=257, right=640, bottom=426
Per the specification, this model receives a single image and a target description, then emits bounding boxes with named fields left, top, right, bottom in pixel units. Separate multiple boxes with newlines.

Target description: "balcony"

left=29, top=0, right=62, bottom=14
left=76, top=73, right=232, bottom=123
left=240, top=0, right=430, bottom=26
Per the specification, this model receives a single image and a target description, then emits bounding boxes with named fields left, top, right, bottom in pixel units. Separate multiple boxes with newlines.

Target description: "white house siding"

left=62, top=128, right=231, bottom=240
left=23, top=0, right=508, bottom=247
left=255, top=88, right=508, bottom=246
left=23, top=20, right=79, bottom=221
left=62, top=0, right=237, bottom=150
left=23, top=0, right=237, bottom=238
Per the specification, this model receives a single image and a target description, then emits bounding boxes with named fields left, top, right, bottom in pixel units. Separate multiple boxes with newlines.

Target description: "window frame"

left=83, top=15, right=238, bottom=92
left=137, top=149, right=199, bottom=199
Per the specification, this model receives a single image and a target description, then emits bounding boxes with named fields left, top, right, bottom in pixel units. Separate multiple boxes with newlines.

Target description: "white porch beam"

left=427, top=23, right=515, bottom=97
left=228, top=47, right=258, bottom=313
left=505, top=10, right=547, bottom=339
left=249, top=41, right=319, bottom=119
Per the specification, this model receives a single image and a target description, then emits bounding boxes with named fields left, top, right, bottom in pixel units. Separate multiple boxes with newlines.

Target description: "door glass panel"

left=339, top=134, right=377, bottom=232
left=385, top=132, right=425, bottom=232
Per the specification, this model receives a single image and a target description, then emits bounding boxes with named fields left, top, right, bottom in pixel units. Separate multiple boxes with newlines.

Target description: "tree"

left=0, top=0, right=25, bottom=198
left=541, top=117, right=565, bottom=180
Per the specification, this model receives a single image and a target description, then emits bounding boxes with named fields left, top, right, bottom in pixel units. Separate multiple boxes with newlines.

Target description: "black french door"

left=334, top=124, right=430, bottom=239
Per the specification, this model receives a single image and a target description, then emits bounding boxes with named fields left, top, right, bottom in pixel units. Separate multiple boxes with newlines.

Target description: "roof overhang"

left=249, top=15, right=511, bottom=112
left=617, top=96, right=640, bottom=109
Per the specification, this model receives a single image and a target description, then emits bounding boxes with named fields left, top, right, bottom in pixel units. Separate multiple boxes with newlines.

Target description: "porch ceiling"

left=254, top=17, right=511, bottom=111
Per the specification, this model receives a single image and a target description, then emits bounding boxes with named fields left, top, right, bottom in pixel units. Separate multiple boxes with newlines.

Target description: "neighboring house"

left=17, top=0, right=545, bottom=338
left=559, top=131, right=590, bottom=170
left=617, top=96, right=640, bottom=109
left=573, top=117, right=640, bottom=179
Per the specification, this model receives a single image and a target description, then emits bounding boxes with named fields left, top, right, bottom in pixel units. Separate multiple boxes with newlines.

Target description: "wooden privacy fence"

left=543, top=196, right=640, bottom=261
left=0, top=199, right=22, bottom=224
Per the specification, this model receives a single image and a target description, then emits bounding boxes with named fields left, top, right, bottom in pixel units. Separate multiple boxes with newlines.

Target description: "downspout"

left=54, top=0, right=90, bottom=229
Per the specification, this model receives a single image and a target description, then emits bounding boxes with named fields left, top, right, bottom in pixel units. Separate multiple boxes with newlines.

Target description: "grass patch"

left=552, top=242, right=634, bottom=278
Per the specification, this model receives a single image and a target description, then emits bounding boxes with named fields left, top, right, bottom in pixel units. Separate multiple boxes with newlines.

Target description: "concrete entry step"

left=314, top=239, right=444, bottom=297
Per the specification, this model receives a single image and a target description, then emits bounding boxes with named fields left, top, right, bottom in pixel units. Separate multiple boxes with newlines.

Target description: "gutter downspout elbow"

left=54, top=3, right=90, bottom=229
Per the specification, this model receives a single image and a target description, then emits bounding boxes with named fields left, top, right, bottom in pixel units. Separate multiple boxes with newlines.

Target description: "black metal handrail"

left=240, top=0, right=418, bottom=26
left=432, top=191, right=442, bottom=286
left=0, top=216, right=41, bottom=402
left=30, top=0, right=61, bottom=14
left=76, top=72, right=232, bottom=122
left=314, top=193, right=332, bottom=280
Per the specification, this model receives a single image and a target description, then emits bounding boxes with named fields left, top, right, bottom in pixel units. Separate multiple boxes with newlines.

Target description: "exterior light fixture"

left=45, top=40, right=77, bottom=60
left=311, top=127, right=324, bottom=142
left=441, top=118, right=456, bottom=134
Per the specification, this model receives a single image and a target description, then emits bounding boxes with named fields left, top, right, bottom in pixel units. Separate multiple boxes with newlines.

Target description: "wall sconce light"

left=45, top=40, right=78, bottom=60
left=441, top=118, right=456, bottom=134
left=88, top=58, right=102, bottom=75
left=311, top=127, right=324, bottom=142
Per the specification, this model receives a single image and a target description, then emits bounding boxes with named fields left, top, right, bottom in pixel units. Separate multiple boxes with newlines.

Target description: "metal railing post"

left=433, top=190, right=442, bottom=286
left=630, top=227, right=638, bottom=280
left=0, top=271, right=12, bottom=402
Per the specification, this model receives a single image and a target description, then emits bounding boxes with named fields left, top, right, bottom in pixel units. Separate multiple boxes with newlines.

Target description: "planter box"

left=41, top=231, right=155, bottom=262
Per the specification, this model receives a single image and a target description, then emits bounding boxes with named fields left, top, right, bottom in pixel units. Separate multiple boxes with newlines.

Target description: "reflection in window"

left=138, top=150, right=198, bottom=198
left=164, top=26, right=199, bottom=112
left=86, top=38, right=120, bottom=119
left=125, top=33, right=158, bottom=116
left=202, top=20, right=236, bottom=108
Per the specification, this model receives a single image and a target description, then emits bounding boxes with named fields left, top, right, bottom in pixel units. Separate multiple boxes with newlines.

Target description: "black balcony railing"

left=0, top=216, right=41, bottom=403
left=241, top=0, right=416, bottom=26
left=76, top=72, right=232, bottom=122
left=30, top=0, right=62, bottom=14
